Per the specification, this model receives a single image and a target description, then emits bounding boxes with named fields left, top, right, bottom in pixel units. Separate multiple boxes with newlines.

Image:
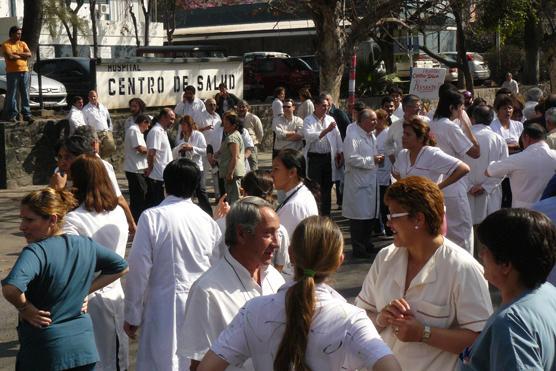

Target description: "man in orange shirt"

left=2, top=26, right=32, bottom=122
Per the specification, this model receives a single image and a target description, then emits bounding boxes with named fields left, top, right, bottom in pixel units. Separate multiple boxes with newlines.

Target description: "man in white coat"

left=464, top=105, right=508, bottom=225
left=302, top=94, right=343, bottom=216
left=179, top=197, right=285, bottom=370
left=124, top=158, right=222, bottom=371
left=487, top=123, right=556, bottom=209
left=342, top=109, right=383, bottom=259
left=175, top=85, right=206, bottom=140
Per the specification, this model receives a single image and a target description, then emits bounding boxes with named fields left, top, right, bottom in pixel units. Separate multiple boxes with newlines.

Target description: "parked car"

left=33, top=57, right=95, bottom=104
left=440, top=52, right=491, bottom=82
left=395, top=53, right=441, bottom=79
left=0, top=58, right=67, bottom=110
left=243, top=56, right=318, bottom=101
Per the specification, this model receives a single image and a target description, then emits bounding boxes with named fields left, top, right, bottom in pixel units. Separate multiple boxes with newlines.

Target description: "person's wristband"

left=421, top=325, right=432, bottom=342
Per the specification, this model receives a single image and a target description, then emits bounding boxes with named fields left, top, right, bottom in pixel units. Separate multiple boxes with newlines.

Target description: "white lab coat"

left=430, top=117, right=474, bottom=253
left=124, top=196, right=222, bottom=371
left=342, top=124, right=380, bottom=220
left=463, top=125, right=508, bottom=224
left=302, top=114, right=343, bottom=181
left=172, top=130, right=207, bottom=171
left=63, top=205, right=129, bottom=371
left=487, top=141, right=556, bottom=208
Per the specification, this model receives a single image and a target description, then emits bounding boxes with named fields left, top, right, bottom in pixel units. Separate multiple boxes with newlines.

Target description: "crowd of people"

left=2, top=79, right=556, bottom=371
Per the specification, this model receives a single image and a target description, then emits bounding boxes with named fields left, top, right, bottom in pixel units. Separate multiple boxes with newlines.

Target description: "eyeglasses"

left=386, top=212, right=409, bottom=221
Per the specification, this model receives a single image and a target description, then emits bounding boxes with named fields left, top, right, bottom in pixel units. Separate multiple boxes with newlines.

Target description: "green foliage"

left=477, top=0, right=531, bottom=42
left=43, top=0, right=88, bottom=38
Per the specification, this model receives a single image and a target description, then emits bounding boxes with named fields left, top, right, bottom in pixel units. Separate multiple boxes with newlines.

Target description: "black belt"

left=307, top=152, right=331, bottom=158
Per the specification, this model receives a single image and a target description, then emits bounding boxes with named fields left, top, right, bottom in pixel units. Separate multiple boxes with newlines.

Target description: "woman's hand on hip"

left=20, top=303, right=52, bottom=328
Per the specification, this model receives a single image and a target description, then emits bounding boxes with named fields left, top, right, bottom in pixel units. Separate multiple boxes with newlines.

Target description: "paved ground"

left=0, top=150, right=391, bottom=370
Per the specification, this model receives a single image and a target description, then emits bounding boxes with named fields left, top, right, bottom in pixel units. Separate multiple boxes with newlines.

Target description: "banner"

left=409, top=68, right=447, bottom=100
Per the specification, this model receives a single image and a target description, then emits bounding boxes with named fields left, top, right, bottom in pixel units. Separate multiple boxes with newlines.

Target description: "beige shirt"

left=240, top=112, right=264, bottom=145
left=355, top=239, right=493, bottom=371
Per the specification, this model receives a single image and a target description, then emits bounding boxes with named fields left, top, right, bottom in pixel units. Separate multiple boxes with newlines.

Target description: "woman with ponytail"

left=197, top=216, right=401, bottom=371
left=271, top=148, right=319, bottom=239
left=2, top=187, right=128, bottom=371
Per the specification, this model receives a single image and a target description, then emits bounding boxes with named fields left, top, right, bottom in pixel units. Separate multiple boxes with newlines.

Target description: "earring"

left=414, top=225, right=419, bottom=230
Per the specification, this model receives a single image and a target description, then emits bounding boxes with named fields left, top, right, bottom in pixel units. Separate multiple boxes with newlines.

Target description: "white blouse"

left=172, top=130, right=207, bottom=171
left=212, top=282, right=393, bottom=371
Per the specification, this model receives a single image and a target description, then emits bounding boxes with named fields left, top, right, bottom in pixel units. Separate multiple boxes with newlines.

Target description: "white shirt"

left=146, top=123, right=172, bottom=181
left=179, top=249, right=285, bottom=367
left=297, top=99, right=314, bottom=120
left=102, top=158, right=123, bottom=197
left=272, top=115, right=304, bottom=151
left=430, top=117, right=473, bottom=197
left=67, top=106, right=86, bottom=136
left=463, top=124, right=508, bottom=224
left=375, top=127, right=392, bottom=186
left=272, top=98, right=283, bottom=118
left=172, top=130, right=207, bottom=171
left=355, top=239, right=493, bottom=371
left=393, top=146, right=462, bottom=185
left=490, top=118, right=523, bottom=146
left=198, top=111, right=222, bottom=150
left=393, top=104, right=404, bottom=119
left=501, top=79, right=519, bottom=95
left=276, top=183, right=319, bottom=239
left=124, top=124, right=148, bottom=173
left=175, top=97, right=207, bottom=139
left=384, top=115, right=430, bottom=158
left=212, top=282, right=393, bottom=371
left=487, top=141, right=556, bottom=208
left=125, top=196, right=222, bottom=371
left=63, top=204, right=129, bottom=371
left=83, top=102, right=111, bottom=131
left=342, top=124, right=379, bottom=220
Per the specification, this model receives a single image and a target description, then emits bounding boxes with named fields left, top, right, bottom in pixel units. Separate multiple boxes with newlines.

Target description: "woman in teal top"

left=1, top=188, right=129, bottom=371
left=461, top=208, right=556, bottom=370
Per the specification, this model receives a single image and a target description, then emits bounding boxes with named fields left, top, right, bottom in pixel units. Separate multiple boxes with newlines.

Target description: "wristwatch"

left=421, top=325, right=432, bottom=342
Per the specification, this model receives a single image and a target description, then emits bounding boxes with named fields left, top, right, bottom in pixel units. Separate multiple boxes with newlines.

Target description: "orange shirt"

left=2, top=40, right=29, bottom=73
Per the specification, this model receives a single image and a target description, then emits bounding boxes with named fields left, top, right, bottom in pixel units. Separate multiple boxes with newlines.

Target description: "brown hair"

left=403, top=117, right=436, bottom=146
left=70, top=154, right=119, bottom=213
left=375, top=108, right=389, bottom=122
left=21, top=188, right=77, bottom=233
left=385, top=176, right=444, bottom=235
left=179, top=115, right=198, bottom=139
left=241, top=170, right=275, bottom=204
left=298, top=87, right=312, bottom=100
left=274, top=216, right=343, bottom=371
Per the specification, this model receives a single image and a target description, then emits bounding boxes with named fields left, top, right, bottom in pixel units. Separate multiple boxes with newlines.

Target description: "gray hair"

left=225, top=196, right=272, bottom=247
left=358, top=109, right=375, bottom=123
left=526, top=87, right=543, bottom=102
left=73, top=125, right=99, bottom=146
left=545, top=107, right=556, bottom=126
left=402, top=94, right=420, bottom=110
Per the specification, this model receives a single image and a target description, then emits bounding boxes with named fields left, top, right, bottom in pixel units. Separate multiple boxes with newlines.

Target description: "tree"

left=90, top=0, right=99, bottom=58
left=141, top=0, right=154, bottom=46
left=128, top=0, right=141, bottom=47
left=160, top=0, right=177, bottom=44
left=43, top=0, right=87, bottom=57
left=22, top=0, right=44, bottom=56
left=267, top=0, right=405, bottom=102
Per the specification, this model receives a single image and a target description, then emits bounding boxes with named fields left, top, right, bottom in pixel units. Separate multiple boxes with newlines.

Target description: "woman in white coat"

left=342, top=109, right=383, bottom=258
left=198, top=216, right=401, bottom=371
left=271, top=149, right=319, bottom=239
left=62, top=154, right=129, bottom=371
left=173, top=115, right=212, bottom=216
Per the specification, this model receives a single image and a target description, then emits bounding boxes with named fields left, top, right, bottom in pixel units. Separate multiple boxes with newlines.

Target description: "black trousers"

left=146, top=178, right=165, bottom=208
left=195, top=173, right=213, bottom=217
left=379, top=185, right=392, bottom=235
left=308, top=152, right=333, bottom=216
left=350, top=219, right=374, bottom=255
left=126, top=171, right=148, bottom=222
left=502, top=178, right=512, bottom=208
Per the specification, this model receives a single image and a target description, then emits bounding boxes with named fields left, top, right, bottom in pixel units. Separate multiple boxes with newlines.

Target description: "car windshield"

left=285, top=58, right=313, bottom=71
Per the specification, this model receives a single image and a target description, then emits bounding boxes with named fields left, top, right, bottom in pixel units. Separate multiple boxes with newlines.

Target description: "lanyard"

left=276, top=184, right=303, bottom=212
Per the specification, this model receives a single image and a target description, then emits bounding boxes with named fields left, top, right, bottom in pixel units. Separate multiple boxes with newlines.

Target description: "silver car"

left=440, top=52, right=491, bottom=82
left=0, top=58, right=67, bottom=108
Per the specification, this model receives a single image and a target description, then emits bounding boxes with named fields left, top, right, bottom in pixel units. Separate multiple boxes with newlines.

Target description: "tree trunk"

left=129, top=3, right=141, bottom=47
left=142, top=0, right=152, bottom=46
left=310, top=0, right=344, bottom=103
left=453, top=4, right=474, bottom=94
left=90, top=0, right=98, bottom=58
left=522, top=10, right=541, bottom=84
left=163, top=0, right=176, bottom=45
left=545, top=33, right=556, bottom=92
left=22, top=0, right=44, bottom=56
